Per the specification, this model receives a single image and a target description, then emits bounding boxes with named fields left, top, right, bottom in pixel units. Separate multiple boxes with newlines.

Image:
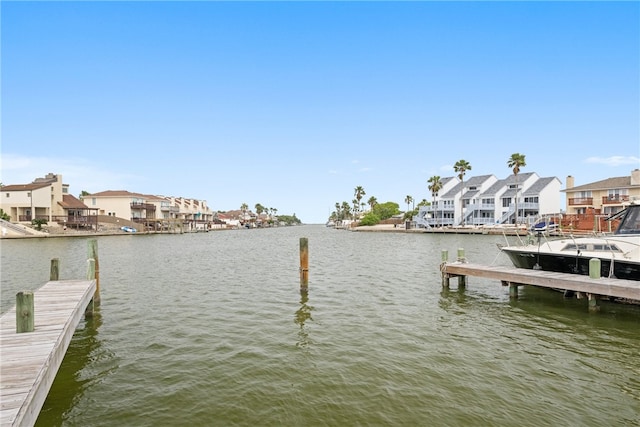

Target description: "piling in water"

left=299, top=237, right=309, bottom=291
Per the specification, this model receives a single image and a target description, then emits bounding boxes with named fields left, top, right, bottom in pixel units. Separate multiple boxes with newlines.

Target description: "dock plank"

left=0, top=279, right=96, bottom=427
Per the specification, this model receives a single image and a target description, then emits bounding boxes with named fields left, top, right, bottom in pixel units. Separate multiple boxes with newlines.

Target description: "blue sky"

left=2, top=1, right=639, bottom=224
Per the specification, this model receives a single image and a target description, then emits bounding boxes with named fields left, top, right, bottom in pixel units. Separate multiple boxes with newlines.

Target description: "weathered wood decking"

left=0, top=279, right=96, bottom=427
left=441, top=262, right=640, bottom=302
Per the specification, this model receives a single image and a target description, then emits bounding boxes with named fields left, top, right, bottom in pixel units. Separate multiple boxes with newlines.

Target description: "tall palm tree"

left=507, top=153, right=526, bottom=225
left=367, top=196, right=377, bottom=211
left=404, top=195, right=413, bottom=214
left=341, top=201, right=351, bottom=219
left=453, top=159, right=472, bottom=225
left=354, top=186, right=366, bottom=214
left=428, top=175, right=443, bottom=226
left=240, top=203, right=249, bottom=224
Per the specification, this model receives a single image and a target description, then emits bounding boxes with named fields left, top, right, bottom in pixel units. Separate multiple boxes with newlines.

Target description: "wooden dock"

left=441, top=262, right=640, bottom=310
left=0, top=279, right=96, bottom=427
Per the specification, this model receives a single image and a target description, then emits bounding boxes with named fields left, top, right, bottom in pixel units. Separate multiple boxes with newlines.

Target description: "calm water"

left=1, top=226, right=639, bottom=426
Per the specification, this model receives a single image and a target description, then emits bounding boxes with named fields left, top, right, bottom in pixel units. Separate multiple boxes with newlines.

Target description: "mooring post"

left=587, top=293, right=600, bottom=312
left=50, top=258, right=60, bottom=281
left=88, top=239, right=101, bottom=305
left=299, top=237, right=309, bottom=291
left=589, top=258, right=601, bottom=280
left=509, top=283, right=519, bottom=299
left=441, top=250, right=450, bottom=288
left=85, top=259, right=96, bottom=318
left=457, top=248, right=466, bottom=263
left=16, top=291, right=34, bottom=333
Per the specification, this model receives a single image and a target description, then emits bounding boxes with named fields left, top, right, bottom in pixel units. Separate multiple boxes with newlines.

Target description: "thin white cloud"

left=358, top=167, right=372, bottom=172
left=584, top=156, right=640, bottom=167
left=328, top=169, right=339, bottom=174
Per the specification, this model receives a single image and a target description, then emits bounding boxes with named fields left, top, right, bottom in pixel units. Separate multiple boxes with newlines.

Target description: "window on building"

left=502, top=198, right=511, bottom=208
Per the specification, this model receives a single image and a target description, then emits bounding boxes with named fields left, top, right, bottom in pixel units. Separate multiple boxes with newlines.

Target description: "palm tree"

left=507, top=153, right=526, bottom=225
left=341, top=201, right=352, bottom=219
left=354, top=186, right=366, bottom=214
left=404, top=195, right=413, bottom=214
left=428, top=175, right=443, bottom=226
left=453, top=159, right=472, bottom=225
left=367, top=196, right=377, bottom=211
left=240, top=203, right=248, bottom=224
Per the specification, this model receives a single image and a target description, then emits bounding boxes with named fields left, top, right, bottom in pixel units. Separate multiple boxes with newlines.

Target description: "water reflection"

left=36, top=311, right=114, bottom=427
left=294, top=290, right=313, bottom=349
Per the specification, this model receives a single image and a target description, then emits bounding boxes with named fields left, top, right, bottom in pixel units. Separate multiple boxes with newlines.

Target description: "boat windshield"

left=614, top=205, right=640, bottom=235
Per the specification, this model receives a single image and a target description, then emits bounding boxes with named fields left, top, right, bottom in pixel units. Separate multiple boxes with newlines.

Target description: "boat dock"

left=440, top=261, right=640, bottom=311
left=1, top=241, right=101, bottom=427
left=0, top=279, right=97, bottom=426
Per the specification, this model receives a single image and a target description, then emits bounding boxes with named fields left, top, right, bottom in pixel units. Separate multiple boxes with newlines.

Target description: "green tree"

left=507, top=153, right=526, bottom=225
left=0, top=209, right=10, bottom=221
left=359, top=212, right=381, bottom=226
left=32, top=218, right=47, bottom=231
left=255, top=203, right=265, bottom=216
left=428, top=175, right=443, bottom=226
left=373, top=201, right=400, bottom=220
left=454, top=159, right=472, bottom=225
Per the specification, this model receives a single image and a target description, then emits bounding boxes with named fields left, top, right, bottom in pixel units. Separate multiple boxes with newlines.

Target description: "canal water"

left=1, top=225, right=639, bottom=426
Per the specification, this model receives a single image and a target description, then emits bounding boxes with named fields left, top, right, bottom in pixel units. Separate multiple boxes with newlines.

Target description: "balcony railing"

left=602, top=195, right=629, bottom=205
left=130, top=202, right=156, bottom=211
left=568, top=197, right=593, bottom=206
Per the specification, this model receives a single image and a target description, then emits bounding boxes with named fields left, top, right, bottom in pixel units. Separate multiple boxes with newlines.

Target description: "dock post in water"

left=50, top=258, right=60, bottom=281
left=299, top=237, right=309, bottom=291
left=85, top=259, right=96, bottom=318
left=441, top=250, right=450, bottom=288
left=456, top=248, right=466, bottom=288
left=16, top=291, right=34, bottom=333
left=88, top=239, right=101, bottom=305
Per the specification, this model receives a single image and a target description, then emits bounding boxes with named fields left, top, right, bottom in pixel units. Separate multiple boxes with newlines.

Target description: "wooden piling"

left=16, top=291, right=34, bottom=333
left=88, top=239, right=101, bottom=305
left=589, top=258, right=601, bottom=279
left=85, top=259, right=96, bottom=318
left=457, top=248, right=466, bottom=263
left=588, top=293, right=600, bottom=312
left=441, top=250, right=449, bottom=288
left=299, top=237, right=309, bottom=291
left=50, top=258, right=60, bottom=281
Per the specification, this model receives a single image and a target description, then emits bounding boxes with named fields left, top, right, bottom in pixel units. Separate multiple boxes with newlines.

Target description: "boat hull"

left=501, top=248, right=640, bottom=281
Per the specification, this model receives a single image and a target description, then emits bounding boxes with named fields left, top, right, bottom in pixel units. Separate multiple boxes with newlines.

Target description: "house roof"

left=441, top=174, right=495, bottom=198
left=562, top=176, right=637, bottom=192
left=522, top=176, right=559, bottom=195
left=89, top=190, right=147, bottom=198
left=0, top=183, right=51, bottom=191
left=58, top=194, right=89, bottom=209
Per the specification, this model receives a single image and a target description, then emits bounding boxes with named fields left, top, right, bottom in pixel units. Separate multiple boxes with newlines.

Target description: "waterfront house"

left=0, top=173, right=98, bottom=229
left=414, top=172, right=561, bottom=228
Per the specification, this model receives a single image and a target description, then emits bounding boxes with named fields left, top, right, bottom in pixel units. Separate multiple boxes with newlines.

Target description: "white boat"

left=500, top=201, right=640, bottom=281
